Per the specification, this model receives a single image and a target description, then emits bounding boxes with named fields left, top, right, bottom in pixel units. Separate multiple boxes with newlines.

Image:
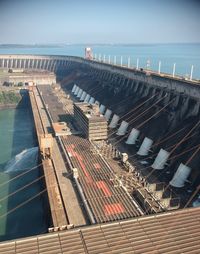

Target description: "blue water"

left=0, top=108, right=48, bottom=241
left=0, top=44, right=200, bottom=79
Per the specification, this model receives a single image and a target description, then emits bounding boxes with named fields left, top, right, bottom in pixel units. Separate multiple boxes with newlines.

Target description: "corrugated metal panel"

left=1, top=207, right=200, bottom=254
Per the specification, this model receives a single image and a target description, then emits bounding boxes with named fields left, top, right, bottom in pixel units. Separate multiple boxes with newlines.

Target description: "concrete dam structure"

left=1, top=54, right=200, bottom=253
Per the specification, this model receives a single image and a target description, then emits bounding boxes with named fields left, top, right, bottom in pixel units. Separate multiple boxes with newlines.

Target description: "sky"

left=0, top=0, right=200, bottom=44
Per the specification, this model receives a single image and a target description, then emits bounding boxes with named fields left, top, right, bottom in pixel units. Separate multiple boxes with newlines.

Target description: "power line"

left=0, top=188, right=47, bottom=219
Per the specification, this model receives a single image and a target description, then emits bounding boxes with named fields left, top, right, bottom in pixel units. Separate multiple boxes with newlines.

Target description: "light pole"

left=114, top=56, right=116, bottom=65
left=136, top=58, right=139, bottom=70
left=172, top=63, right=176, bottom=77
left=190, top=65, right=194, bottom=81
left=108, top=55, right=111, bottom=64
left=158, top=61, right=161, bottom=74
left=120, top=56, right=123, bottom=67
left=103, top=54, right=106, bottom=63
left=128, top=57, right=130, bottom=68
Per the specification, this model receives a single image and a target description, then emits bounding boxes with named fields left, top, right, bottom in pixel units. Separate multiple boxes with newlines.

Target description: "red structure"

left=85, top=47, right=93, bottom=60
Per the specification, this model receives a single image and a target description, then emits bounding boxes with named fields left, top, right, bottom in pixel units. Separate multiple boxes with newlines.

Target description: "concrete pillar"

left=191, top=101, right=200, bottom=116
left=11, top=59, right=13, bottom=68
left=104, top=109, right=112, bottom=121
left=28, top=59, right=31, bottom=69
left=116, top=121, right=129, bottom=136
left=99, top=104, right=106, bottom=114
left=46, top=60, right=50, bottom=70
left=13, top=59, right=17, bottom=68
left=95, top=100, right=100, bottom=105
left=80, top=91, right=87, bottom=101
left=125, top=128, right=140, bottom=145
left=109, top=114, right=120, bottom=128
left=133, top=82, right=139, bottom=93
left=173, top=94, right=180, bottom=108
left=84, top=94, right=91, bottom=103
left=2, top=59, right=4, bottom=68
left=137, top=137, right=153, bottom=156
left=170, top=163, right=191, bottom=188
left=49, top=60, right=54, bottom=71
left=19, top=59, right=22, bottom=69
left=35, top=59, right=38, bottom=69
left=151, top=149, right=170, bottom=170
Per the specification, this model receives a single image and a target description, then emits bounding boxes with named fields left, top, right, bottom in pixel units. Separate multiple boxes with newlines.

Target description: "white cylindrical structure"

left=80, top=91, right=87, bottom=101
left=77, top=88, right=83, bottom=98
left=109, top=114, right=120, bottom=128
left=151, top=149, right=170, bottom=170
left=170, top=163, right=191, bottom=188
left=89, top=97, right=95, bottom=104
left=158, top=61, right=161, bottom=74
left=172, top=63, right=176, bottom=77
left=137, top=137, right=153, bottom=156
left=104, top=109, right=112, bottom=121
left=84, top=94, right=91, bottom=103
left=95, top=100, right=100, bottom=105
left=116, top=121, right=129, bottom=136
left=99, top=104, right=106, bottom=114
left=125, top=128, right=140, bottom=145
left=72, top=84, right=77, bottom=93
left=190, top=65, right=194, bottom=81
left=74, top=86, right=80, bottom=95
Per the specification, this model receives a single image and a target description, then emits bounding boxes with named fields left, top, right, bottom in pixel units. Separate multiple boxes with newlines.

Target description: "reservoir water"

left=0, top=106, right=48, bottom=241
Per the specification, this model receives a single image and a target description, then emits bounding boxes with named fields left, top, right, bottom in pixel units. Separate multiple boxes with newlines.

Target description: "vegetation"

left=0, top=91, right=21, bottom=104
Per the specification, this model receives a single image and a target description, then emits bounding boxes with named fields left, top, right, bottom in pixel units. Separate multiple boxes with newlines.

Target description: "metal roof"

left=1, top=207, right=200, bottom=254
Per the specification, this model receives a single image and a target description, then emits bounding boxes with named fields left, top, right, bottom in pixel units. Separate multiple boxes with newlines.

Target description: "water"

left=5, top=147, right=38, bottom=173
left=0, top=43, right=200, bottom=79
left=0, top=107, right=48, bottom=241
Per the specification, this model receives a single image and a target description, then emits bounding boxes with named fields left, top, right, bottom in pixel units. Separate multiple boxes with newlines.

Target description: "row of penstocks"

left=72, top=83, right=193, bottom=190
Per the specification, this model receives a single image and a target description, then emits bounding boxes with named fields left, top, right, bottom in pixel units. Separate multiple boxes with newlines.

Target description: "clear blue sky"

left=0, top=0, right=200, bottom=44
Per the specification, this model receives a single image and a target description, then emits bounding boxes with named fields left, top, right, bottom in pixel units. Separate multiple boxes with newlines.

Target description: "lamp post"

left=172, top=63, right=176, bottom=77
left=136, top=58, right=139, bottom=70
left=190, top=65, right=194, bottom=81
left=114, top=56, right=116, bottom=65
left=128, top=56, right=130, bottom=68
left=108, top=55, right=111, bottom=64
left=158, top=61, right=161, bottom=74
left=120, top=56, right=123, bottom=67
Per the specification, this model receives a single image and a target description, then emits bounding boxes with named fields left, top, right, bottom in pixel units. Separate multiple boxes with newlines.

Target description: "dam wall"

left=1, top=54, right=200, bottom=195
left=0, top=54, right=200, bottom=100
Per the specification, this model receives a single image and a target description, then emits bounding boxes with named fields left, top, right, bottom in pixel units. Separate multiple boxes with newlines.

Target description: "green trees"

left=0, top=91, right=21, bottom=104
